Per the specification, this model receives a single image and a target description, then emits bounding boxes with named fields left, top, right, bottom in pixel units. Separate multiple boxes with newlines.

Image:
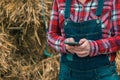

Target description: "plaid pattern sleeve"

left=89, top=0, right=120, bottom=57
left=47, top=0, right=67, bottom=53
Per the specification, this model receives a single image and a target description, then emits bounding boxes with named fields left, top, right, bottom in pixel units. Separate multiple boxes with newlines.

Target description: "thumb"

left=69, top=38, right=75, bottom=42
left=79, top=38, right=87, bottom=44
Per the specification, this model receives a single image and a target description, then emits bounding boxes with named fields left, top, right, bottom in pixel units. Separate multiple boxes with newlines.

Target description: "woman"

left=47, top=0, right=120, bottom=80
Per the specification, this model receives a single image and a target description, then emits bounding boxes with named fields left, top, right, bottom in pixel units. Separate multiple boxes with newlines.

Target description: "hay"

left=116, top=51, right=120, bottom=75
left=1, top=54, right=60, bottom=80
left=0, top=0, right=53, bottom=55
left=0, top=0, right=60, bottom=80
left=0, top=26, right=60, bottom=80
left=0, top=33, right=16, bottom=75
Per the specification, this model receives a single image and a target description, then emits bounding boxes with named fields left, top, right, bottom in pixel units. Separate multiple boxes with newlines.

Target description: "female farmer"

left=47, top=0, right=120, bottom=80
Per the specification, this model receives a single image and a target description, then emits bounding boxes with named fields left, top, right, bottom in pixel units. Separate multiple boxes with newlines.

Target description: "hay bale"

left=0, top=0, right=60, bottom=80
left=0, top=0, right=54, bottom=55
left=0, top=27, right=59, bottom=80
left=116, top=51, right=120, bottom=75
left=0, top=32, right=16, bottom=79
left=1, top=54, right=60, bottom=80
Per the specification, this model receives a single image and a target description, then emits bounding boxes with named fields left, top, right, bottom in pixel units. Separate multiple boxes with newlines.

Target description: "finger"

left=76, top=52, right=89, bottom=57
left=66, top=45, right=75, bottom=53
left=73, top=47, right=83, bottom=52
left=79, top=40, right=89, bottom=48
left=75, top=51, right=87, bottom=55
left=67, top=50, right=75, bottom=54
left=66, top=44, right=75, bottom=49
left=64, top=38, right=75, bottom=43
left=77, top=54, right=88, bottom=57
left=68, top=38, right=75, bottom=42
left=79, top=42, right=87, bottom=48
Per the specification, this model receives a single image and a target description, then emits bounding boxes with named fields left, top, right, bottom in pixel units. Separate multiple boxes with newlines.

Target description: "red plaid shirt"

left=47, top=0, right=120, bottom=62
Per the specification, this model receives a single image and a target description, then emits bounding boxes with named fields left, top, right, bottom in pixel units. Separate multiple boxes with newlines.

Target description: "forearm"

left=89, top=36, right=120, bottom=56
left=47, top=32, right=67, bottom=53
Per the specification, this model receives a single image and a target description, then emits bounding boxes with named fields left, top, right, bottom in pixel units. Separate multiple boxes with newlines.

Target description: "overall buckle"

left=64, top=18, right=70, bottom=26
left=96, top=17, right=101, bottom=24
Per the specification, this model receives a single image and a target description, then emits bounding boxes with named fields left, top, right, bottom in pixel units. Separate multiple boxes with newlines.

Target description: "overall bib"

left=59, top=0, right=119, bottom=80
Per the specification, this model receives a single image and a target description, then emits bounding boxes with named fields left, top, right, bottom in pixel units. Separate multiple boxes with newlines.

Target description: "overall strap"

left=96, top=0, right=104, bottom=17
left=64, top=0, right=72, bottom=19
left=64, top=0, right=104, bottom=19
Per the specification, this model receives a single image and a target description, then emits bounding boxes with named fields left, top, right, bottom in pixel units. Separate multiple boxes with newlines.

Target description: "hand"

left=64, top=38, right=76, bottom=54
left=74, top=38, right=90, bottom=57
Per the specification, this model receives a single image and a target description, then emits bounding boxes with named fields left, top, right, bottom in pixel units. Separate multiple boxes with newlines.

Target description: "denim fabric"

left=59, top=62, right=119, bottom=80
left=61, top=54, right=110, bottom=70
left=61, top=0, right=119, bottom=80
left=64, top=0, right=103, bottom=42
left=64, top=19, right=102, bottom=42
left=64, top=6, right=103, bottom=61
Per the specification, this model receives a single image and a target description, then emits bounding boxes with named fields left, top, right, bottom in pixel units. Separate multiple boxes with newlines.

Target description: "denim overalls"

left=59, top=0, right=119, bottom=80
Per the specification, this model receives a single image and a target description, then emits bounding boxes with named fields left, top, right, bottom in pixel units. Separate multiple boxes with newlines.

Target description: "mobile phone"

left=64, top=42, right=80, bottom=46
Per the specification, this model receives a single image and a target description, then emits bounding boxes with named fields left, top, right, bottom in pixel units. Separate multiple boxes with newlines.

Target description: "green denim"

left=59, top=62, right=119, bottom=80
